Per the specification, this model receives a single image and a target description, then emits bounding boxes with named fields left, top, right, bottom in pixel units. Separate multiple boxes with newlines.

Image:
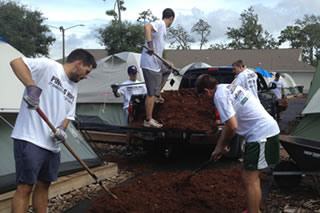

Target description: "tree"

left=104, top=0, right=126, bottom=22
left=97, top=20, right=144, bottom=54
left=226, top=6, right=278, bottom=49
left=191, top=19, right=211, bottom=49
left=0, top=1, right=55, bottom=57
left=137, top=9, right=158, bottom=25
left=209, top=43, right=229, bottom=50
left=279, top=14, right=320, bottom=66
left=278, top=26, right=304, bottom=48
left=167, top=24, right=195, bottom=50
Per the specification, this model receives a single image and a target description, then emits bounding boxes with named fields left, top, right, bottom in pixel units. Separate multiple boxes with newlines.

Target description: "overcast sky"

left=17, top=0, right=320, bottom=59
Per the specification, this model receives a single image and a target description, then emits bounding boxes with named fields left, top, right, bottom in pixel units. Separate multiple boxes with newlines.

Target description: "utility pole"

left=48, top=24, right=84, bottom=63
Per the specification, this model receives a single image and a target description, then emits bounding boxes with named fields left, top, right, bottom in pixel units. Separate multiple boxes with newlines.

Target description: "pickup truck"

left=124, top=66, right=277, bottom=158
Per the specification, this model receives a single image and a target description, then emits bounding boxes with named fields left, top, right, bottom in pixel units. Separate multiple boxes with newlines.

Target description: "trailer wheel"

left=273, top=160, right=302, bottom=188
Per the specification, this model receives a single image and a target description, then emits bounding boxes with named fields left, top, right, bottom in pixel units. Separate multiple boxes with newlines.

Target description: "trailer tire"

left=273, top=160, right=302, bottom=188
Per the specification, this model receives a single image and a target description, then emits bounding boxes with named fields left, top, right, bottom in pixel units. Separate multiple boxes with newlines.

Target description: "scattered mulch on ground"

left=131, top=88, right=217, bottom=133
left=89, top=167, right=246, bottom=213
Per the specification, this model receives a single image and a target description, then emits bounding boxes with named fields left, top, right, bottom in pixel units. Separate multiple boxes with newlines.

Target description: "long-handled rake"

left=36, top=107, right=118, bottom=199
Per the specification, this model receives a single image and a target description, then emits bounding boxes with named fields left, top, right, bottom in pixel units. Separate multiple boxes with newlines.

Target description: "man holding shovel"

left=195, top=74, right=280, bottom=213
left=140, top=8, right=175, bottom=128
left=10, top=49, right=96, bottom=213
left=111, top=65, right=147, bottom=124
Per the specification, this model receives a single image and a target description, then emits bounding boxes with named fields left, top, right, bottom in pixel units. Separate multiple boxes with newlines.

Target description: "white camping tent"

left=0, top=40, right=101, bottom=194
left=76, top=52, right=144, bottom=126
left=0, top=40, right=24, bottom=112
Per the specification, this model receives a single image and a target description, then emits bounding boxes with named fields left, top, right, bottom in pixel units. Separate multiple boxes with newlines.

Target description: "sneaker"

left=154, top=95, right=165, bottom=104
left=144, top=118, right=163, bottom=128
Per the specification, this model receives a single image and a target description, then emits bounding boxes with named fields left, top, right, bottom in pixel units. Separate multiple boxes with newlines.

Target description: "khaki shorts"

left=142, top=64, right=170, bottom=96
left=243, top=134, right=280, bottom=171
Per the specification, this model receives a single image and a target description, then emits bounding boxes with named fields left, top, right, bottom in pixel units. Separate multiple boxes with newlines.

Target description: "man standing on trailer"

left=140, top=8, right=175, bottom=128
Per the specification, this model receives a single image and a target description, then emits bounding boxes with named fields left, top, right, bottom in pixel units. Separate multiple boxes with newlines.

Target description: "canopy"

left=255, top=68, right=272, bottom=77
left=179, top=62, right=211, bottom=75
left=302, top=89, right=320, bottom=114
left=293, top=62, right=320, bottom=142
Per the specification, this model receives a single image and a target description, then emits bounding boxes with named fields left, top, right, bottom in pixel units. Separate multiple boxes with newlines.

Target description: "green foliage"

left=0, top=1, right=55, bottom=57
left=97, top=20, right=144, bottom=54
left=191, top=19, right=211, bottom=49
left=167, top=24, right=195, bottom=50
left=209, top=43, right=229, bottom=50
left=226, top=6, right=278, bottom=49
left=104, top=0, right=126, bottom=21
left=278, top=26, right=303, bottom=48
left=137, top=9, right=158, bottom=25
left=279, top=14, right=320, bottom=66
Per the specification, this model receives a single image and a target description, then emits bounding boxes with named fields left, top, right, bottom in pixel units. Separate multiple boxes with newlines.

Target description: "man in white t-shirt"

left=111, top=65, right=147, bottom=124
left=10, top=49, right=96, bottom=213
left=271, top=72, right=286, bottom=120
left=195, top=74, right=280, bottom=213
left=140, top=8, right=175, bottom=128
left=271, top=72, right=285, bottom=99
left=232, top=59, right=259, bottom=99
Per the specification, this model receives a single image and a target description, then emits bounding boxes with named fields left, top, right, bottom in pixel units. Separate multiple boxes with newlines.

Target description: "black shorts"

left=14, top=139, right=61, bottom=185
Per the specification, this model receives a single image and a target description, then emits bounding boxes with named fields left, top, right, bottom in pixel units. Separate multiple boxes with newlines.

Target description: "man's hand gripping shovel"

left=35, top=107, right=118, bottom=199
left=143, top=45, right=197, bottom=81
left=143, top=44, right=179, bottom=87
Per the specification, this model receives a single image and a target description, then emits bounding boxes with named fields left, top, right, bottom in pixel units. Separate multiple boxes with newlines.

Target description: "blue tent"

left=255, top=68, right=272, bottom=77
left=0, top=37, right=8, bottom=43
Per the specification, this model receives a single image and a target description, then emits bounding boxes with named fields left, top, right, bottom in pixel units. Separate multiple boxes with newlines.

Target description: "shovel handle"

left=187, top=160, right=213, bottom=180
left=36, top=107, right=118, bottom=199
left=143, top=45, right=179, bottom=73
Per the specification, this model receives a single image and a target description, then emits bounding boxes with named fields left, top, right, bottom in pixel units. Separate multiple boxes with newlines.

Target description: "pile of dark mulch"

left=89, top=167, right=246, bottom=213
left=130, top=88, right=217, bottom=133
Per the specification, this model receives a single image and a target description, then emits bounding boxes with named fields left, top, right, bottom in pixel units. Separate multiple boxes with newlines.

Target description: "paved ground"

left=278, top=96, right=306, bottom=131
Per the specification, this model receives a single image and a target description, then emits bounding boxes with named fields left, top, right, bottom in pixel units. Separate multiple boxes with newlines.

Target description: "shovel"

left=112, top=78, right=175, bottom=88
left=143, top=44, right=180, bottom=75
left=36, top=107, right=118, bottom=199
left=143, top=45, right=197, bottom=80
left=186, top=159, right=213, bottom=181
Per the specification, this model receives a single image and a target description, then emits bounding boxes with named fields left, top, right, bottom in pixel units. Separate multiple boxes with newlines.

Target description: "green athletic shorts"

left=243, top=134, right=280, bottom=171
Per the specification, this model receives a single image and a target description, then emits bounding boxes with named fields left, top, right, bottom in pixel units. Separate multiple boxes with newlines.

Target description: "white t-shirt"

left=140, top=20, right=167, bottom=72
left=233, top=68, right=259, bottom=99
left=11, top=57, right=77, bottom=153
left=117, top=80, right=147, bottom=109
left=214, top=84, right=279, bottom=142
left=271, top=80, right=284, bottom=99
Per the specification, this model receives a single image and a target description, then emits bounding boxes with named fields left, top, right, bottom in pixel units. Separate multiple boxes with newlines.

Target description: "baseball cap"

left=128, top=65, right=138, bottom=74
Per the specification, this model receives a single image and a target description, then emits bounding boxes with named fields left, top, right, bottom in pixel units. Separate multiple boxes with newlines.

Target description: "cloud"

left=43, top=0, right=320, bottom=58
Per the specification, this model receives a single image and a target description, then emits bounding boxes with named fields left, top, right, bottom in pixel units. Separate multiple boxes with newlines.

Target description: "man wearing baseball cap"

left=111, top=65, right=147, bottom=124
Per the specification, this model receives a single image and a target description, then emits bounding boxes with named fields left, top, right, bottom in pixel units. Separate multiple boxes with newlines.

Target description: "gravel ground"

left=26, top=96, right=320, bottom=213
